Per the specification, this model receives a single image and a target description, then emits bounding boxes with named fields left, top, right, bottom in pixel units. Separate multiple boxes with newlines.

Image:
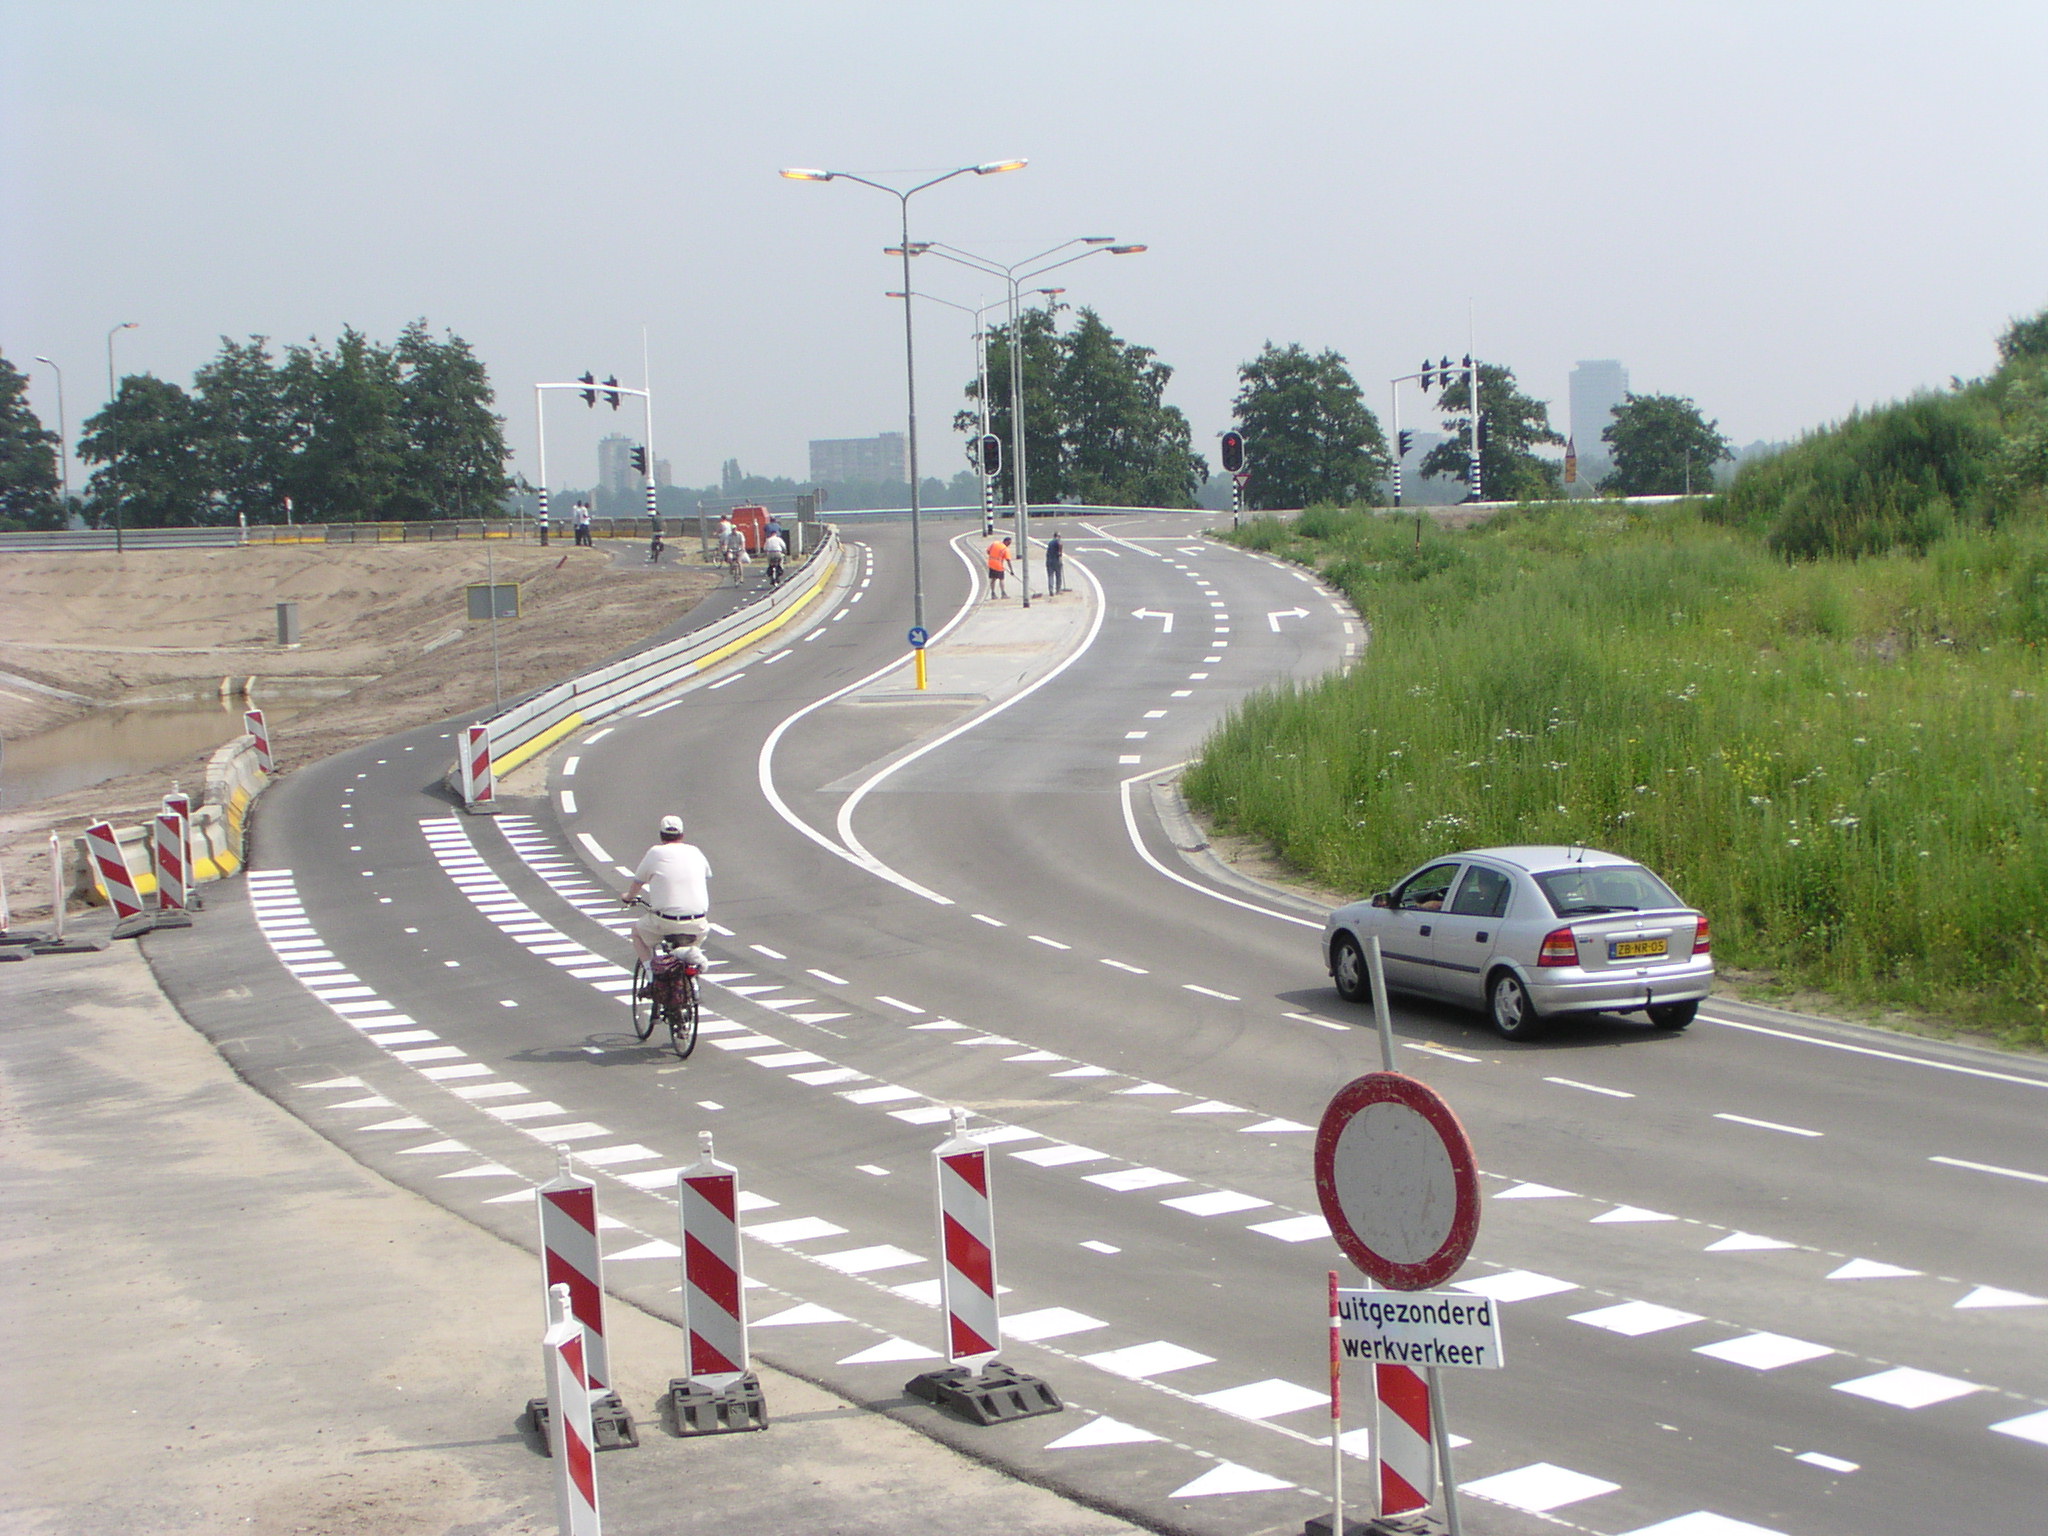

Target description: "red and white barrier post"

left=459, top=723, right=496, bottom=813
left=668, top=1131, right=767, bottom=1433
left=1376, top=1361, right=1435, bottom=1516
left=83, top=818, right=153, bottom=937
left=542, top=1282, right=602, bottom=1535
left=905, top=1112, right=1061, bottom=1425
left=526, top=1153, right=637, bottom=1449
left=243, top=708, right=272, bottom=773
left=153, top=810, right=189, bottom=911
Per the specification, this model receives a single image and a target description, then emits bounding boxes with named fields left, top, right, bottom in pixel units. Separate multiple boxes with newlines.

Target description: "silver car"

left=1321, top=846, right=1713, bottom=1039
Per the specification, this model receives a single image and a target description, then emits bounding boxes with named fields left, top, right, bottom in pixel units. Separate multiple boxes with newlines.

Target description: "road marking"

left=1144, top=709, right=1167, bottom=718
left=806, top=967, right=848, bottom=985
left=1405, top=1040, right=1481, bottom=1062
left=577, top=832, right=612, bottom=863
left=559, top=790, right=577, bottom=814
left=1162, top=1190, right=1269, bottom=1216
left=1284, top=1012, right=1347, bottom=1033
left=1717, top=1112, right=1822, bottom=1138
left=1081, top=1341, right=1214, bottom=1378
left=1570, top=1301, right=1702, bottom=1336
left=1826, top=1258, right=1919, bottom=1280
left=750, top=943, right=787, bottom=960
left=1452, top=1270, right=1577, bottom=1303
left=873, top=995, right=924, bottom=1013
left=1796, top=1451, right=1860, bottom=1473
left=1694, top=1332, right=1833, bottom=1370
left=1029, top=935, right=1071, bottom=950
left=1183, top=984, right=1239, bottom=1001
left=709, top=673, right=745, bottom=689
left=1171, top=689, right=1192, bottom=697
left=1101, top=958, right=1148, bottom=974
left=763, top=649, right=791, bottom=665
left=562, top=756, right=579, bottom=776
left=972, top=913, right=1005, bottom=927
left=1080, top=1240, right=1121, bottom=1254
left=1706, top=1014, right=2048, bottom=1090
left=1834, top=1366, right=1981, bottom=1409
left=1545, top=1076, right=1634, bottom=1098
left=1930, top=1154, right=2048, bottom=1183
left=1124, top=730, right=1149, bottom=740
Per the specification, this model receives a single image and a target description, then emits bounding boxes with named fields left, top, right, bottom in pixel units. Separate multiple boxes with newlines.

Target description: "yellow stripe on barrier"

left=685, top=553, right=841, bottom=678
left=492, top=709, right=588, bottom=780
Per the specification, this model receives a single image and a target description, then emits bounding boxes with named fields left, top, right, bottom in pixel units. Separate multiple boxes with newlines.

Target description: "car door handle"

left=1418, top=925, right=1432, bottom=937
left=1475, top=932, right=1489, bottom=942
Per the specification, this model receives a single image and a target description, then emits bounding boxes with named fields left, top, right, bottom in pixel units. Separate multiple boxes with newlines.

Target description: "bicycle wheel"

left=630, top=959, right=655, bottom=1041
left=670, top=974, right=700, bottom=1060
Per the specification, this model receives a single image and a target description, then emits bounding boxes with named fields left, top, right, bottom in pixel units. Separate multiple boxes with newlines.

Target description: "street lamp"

left=886, top=289, right=1018, bottom=533
left=104, top=322, right=137, bottom=552
left=916, top=239, right=1146, bottom=607
left=32, top=356, right=68, bottom=512
left=781, top=159, right=1025, bottom=645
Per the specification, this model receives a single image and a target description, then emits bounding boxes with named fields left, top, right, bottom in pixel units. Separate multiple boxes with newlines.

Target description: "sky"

left=6, top=1, right=2047, bottom=494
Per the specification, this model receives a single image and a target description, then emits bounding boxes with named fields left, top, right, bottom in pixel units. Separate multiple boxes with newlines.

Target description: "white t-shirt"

left=634, top=841, right=712, bottom=915
left=763, top=534, right=785, bottom=558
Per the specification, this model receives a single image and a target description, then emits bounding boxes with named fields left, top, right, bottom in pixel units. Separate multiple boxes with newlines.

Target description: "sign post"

left=908, top=625, right=929, bottom=693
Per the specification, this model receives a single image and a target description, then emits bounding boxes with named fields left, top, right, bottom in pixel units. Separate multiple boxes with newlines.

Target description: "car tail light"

left=1693, top=914, right=1711, bottom=955
left=1538, top=927, right=1580, bottom=967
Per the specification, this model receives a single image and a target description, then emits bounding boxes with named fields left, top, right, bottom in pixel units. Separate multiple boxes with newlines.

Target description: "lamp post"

left=917, top=240, right=1146, bottom=607
left=104, top=322, right=137, bottom=552
left=32, top=356, right=68, bottom=514
left=781, top=160, right=1025, bottom=643
left=887, top=289, right=1019, bottom=534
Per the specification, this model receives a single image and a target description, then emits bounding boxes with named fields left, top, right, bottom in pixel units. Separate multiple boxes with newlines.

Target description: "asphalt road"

left=151, top=512, right=2048, bottom=1536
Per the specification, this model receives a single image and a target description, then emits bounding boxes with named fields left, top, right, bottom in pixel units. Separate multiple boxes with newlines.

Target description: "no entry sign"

left=1314, top=1072, right=1480, bottom=1291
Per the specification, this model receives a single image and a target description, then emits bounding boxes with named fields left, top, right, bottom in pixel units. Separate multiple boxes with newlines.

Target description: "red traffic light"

left=978, top=433, right=1002, bottom=476
left=1220, top=431, right=1244, bottom=474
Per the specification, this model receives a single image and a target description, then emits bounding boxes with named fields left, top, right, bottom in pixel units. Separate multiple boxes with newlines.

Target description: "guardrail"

left=449, top=527, right=843, bottom=794
left=0, top=517, right=745, bottom=553
left=72, top=733, right=265, bottom=904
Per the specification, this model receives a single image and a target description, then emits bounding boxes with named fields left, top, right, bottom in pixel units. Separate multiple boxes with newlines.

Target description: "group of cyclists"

left=718, top=515, right=787, bottom=588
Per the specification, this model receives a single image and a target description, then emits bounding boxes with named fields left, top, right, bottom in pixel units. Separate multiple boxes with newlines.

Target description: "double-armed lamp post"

left=780, top=160, right=1025, bottom=646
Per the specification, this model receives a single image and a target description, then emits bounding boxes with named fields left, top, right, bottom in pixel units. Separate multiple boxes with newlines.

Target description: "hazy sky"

left=6, top=2, right=2046, bottom=492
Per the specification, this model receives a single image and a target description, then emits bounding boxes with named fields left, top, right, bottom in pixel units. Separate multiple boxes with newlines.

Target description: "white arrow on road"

left=1131, top=608, right=1174, bottom=633
left=1267, top=607, right=1310, bottom=631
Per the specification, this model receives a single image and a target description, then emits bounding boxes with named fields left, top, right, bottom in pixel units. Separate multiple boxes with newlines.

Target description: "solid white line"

left=1546, top=1076, right=1635, bottom=1099
left=1716, top=1112, right=1822, bottom=1138
left=1931, top=1155, right=2048, bottom=1184
left=581, top=727, right=614, bottom=744
left=577, top=832, right=612, bottom=864
left=1704, top=1015, right=2048, bottom=1091
left=1117, top=768, right=1322, bottom=930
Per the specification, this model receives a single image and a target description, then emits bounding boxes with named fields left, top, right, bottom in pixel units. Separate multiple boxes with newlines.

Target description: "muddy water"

left=0, top=695, right=307, bottom=811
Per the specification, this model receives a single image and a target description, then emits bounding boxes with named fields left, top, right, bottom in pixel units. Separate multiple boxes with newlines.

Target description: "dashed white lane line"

left=559, top=790, right=577, bottom=814
left=581, top=727, right=613, bottom=744
left=1716, top=1112, right=1822, bottom=1138
left=1931, top=1154, right=2048, bottom=1184
left=1183, top=984, right=1239, bottom=1001
left=561, top=756, right=580, bottom=776
left=873, top=995, right=924, bottom=1014
left=806, top=967, right=849, bottom=985
left=1546, top=1076, right=1634, bottom=1099
left=972, top=913, right=1006, bottom=927
left=1101, top=958, right=1148, bottom=975
left=577, top=832, right=612, bottom=863
left=1029, top=935, right=1071, bottom=950
left=709, top=673, right=745, bottom=689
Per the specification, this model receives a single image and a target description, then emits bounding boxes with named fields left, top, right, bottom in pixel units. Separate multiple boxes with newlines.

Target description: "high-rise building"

left=809, top=432, right=909, bottom=485
left=597, top=434, right=636, bottom=495
left=1569, top=361, right=1630, bottom=469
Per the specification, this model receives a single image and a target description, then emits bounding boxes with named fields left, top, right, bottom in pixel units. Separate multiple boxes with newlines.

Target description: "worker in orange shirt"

left=985, top=534, right=1014, bottom=598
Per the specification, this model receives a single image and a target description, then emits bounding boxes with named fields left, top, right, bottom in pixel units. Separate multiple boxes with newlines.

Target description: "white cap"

left=659, top=814, right=685, bottom=835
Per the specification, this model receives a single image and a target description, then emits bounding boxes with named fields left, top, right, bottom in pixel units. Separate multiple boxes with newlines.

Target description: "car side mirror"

left=1370, top=892, right=1390, bottom=908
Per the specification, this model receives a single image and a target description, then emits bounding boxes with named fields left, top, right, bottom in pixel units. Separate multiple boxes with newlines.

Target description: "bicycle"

left=630, top=932, right=702, bottom=1060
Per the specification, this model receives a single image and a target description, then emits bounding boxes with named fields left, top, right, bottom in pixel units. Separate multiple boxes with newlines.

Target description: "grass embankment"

left=1186, top=504, right=2048, bottom=1044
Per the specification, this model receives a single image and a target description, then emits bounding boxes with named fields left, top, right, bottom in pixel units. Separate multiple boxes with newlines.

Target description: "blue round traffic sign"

left=908, top=626, right=929, bottom=649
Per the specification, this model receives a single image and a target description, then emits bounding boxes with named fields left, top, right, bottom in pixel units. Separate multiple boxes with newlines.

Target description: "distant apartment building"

left=597, top=434, right=635, bottom=496
left=1569, top=361, right=1630, bottom=471
left=809, top=432, right=908, bottom=485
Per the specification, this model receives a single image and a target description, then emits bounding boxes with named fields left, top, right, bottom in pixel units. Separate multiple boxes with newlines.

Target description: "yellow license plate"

left=1612, top=938, right=1667, bottom=960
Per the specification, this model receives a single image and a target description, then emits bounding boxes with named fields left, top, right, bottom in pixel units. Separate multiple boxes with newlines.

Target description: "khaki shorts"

left=635, top=911, right=708, bottom=947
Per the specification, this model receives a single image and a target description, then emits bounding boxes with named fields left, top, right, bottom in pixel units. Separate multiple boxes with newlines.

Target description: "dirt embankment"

left=0, top=540, right=718, bottom=921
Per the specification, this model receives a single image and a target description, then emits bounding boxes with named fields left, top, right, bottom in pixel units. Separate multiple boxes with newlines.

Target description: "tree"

left=194, top=336, right=295, bottom=522
left=278, top=328, right=408, bottom=522
left=393, top=320, right=513, bottom=519
left=960, top=306, right=1206, bottom=509
left=1420, top=362, right=1565, bottom=500
left=77, top=376, right=214, bottom=527
left=0, top=352, right=62, bottom=530
left=1230, top=342, right=1388, bottom=510
left=1602, top=392, right=1733, bottom=495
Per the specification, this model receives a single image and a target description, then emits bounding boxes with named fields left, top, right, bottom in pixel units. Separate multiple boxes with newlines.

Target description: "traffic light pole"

left=533, top=377, right=654, bottom=541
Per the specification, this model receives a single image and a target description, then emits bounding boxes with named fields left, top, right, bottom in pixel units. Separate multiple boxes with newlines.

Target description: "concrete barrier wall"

left=72, top=736, right=267, bottom=904
left=448, top=529, right=843, bottom=794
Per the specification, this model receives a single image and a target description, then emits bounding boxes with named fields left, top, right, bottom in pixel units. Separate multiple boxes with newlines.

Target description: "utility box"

left=729, top=505, right=767, bottom=552
left=276, top=601, right=300, bottom=645
left=466, top=583, right=521, bottom=620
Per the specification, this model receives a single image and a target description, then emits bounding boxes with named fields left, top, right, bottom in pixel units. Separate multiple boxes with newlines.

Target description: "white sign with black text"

left=1336, top=1288, right=1505, bottom=1371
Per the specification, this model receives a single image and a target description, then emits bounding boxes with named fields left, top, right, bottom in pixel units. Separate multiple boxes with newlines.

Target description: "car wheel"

left=1488, top=971, right=1544, bottom=1041
left=1648, top=1000, right=1697, bottom=1030
left=1331, top=934, right=1369, bottom=1004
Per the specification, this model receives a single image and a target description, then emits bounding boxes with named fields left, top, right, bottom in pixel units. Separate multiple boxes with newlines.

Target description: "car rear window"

left=1534, top=864, right=1682, bottom=917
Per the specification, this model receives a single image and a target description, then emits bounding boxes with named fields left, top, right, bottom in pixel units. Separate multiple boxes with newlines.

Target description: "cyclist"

left=621, top=814, right=712, bottom=971
left=721, top=522, right=749, bottom=585
left=761, top=527, right=786, bottom=587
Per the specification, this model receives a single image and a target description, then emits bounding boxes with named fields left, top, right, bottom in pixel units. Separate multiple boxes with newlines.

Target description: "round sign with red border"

left=1314, top=1071, right=1480, bottom=1291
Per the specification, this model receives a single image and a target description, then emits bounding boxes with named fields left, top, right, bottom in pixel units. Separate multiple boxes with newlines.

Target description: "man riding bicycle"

left=761, top=528, right=786, bottom=586
left=721, top=523, right=749, bottom=584
left=622, top=814, right=712, bottom=971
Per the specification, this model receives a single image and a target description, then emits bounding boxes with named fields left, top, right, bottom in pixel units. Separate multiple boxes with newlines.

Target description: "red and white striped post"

left=539, top=1158, right=610, bottom=1395
left=49, top=829, right=66, bottom=942
left=936, top=1110, right=1000, bottom=1363
left=83, top=819, right=148, bottom=929
left=668, top=1132, right=768, bottom=1434
left=153, top=810, right=189, bottom=911
left=1375, top=1361, right=1435, bottom=1517
left=543, top=1282, right=602, bottom=1535
left=1326, top=1271, right=1346, bottom=1533
left=459, top=723, right=495, bottom=811
left=243, top=708, right=272, bottom=773
left=678, top=1132, right=749, bottom=1381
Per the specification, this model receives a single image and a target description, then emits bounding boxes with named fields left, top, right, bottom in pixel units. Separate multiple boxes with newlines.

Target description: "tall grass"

left=1186, top=505, right=2048, bottom=1041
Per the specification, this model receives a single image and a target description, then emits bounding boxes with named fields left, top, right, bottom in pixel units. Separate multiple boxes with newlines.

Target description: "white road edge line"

left=1704, top=1014, right=2048, bottom=1091
left=1930, top=1155, right=2048, bottom=1184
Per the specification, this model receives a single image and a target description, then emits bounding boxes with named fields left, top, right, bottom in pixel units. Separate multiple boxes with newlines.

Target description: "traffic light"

left=630, top=445, right=648, bottom=476
left=579, top=372, right=596, bottom=407
left=978, top=433, right=1002, bottom=476
left=1220, top=430, right=1244, bottom=474
left=1420, top=361, right=1434, bottom=391
left=1398, top=429, right=1413, bottom=457
left=603, top=375, right=621, bottom=410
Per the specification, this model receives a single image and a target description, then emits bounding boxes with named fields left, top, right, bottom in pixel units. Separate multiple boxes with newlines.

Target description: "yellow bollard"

left=914, top=648, right=928, bottom=691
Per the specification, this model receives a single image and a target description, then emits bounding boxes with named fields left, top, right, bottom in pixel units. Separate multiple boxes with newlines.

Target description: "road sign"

left=1337, top=1288, right=1503, bottom=1370
left=907, top=626, right=929, bottom=649
left=1314, top=1072, right=1480, bottom=1290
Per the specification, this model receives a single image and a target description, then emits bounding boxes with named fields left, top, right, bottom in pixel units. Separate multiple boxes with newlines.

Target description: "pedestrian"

left=986, top=534, right=1013, bottom=598
left=1044, top=531, right=1064, bottom=596
left=573, top=501, right=593, bottom=547
left=621, top=814, right=711, bottom=972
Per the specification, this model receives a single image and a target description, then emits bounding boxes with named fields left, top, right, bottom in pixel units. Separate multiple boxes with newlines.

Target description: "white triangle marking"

left=1591, top=1205, right=1674, bottom=1224
left=754, top=1302, right=850, bottom=1327
left=1495, top=1182, right=1572, bottom=1200
left=1167, top=1462, right=1293, bottom=1497
left=837, top=1337, right=941, bottom=1365
left=1828, top=1258, right=1921, bottom=1281
left=1956, top=1285, right=2048, bottom=1309
left=1705, top=1231, right=1795, bottom=1251
left=1044, top=1415, right=1163, bottom=1449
